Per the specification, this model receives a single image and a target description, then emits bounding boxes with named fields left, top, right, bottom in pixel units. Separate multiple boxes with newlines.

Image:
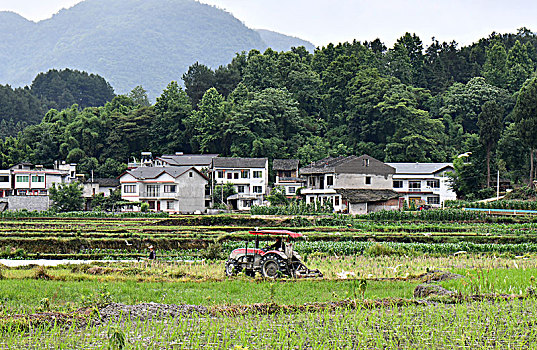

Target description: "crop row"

left=446, top=200, right=537, bottom=211
left=223, top=240, right=537, bottom=256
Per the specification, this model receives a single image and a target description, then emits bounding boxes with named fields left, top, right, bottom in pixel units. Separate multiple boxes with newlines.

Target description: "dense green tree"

left=0, top=84, right=46, bottom=133
left=183, top=62, right=216, bottom=108
left=506, top=40, right=534, bottom=92
left=512, top=76, right=537, bottom=187
left=482, top=41, right=508, bottom=88
left=225, top=87, right=304, bottom=159
left=128, top=85, right=151, bottom=107
left=440, top=77, right=512, bottom=134
left=31, top=69, right=115, bottom=110
left=497, top=122, right=528, bottom=183
left=477, top=101, right=504, bottom=187
left=185, top=88, right=225, bottom=153
left=49, top=182, right=84, bottom=212
left=150, top=82, right=191, bottom=154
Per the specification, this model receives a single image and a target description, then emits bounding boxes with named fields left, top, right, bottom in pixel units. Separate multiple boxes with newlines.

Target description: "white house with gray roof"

left=273, top=159, right=305, bottom=197
left=119, top=166, right=208, bottom=213
left=155, top=153, right=218, bottom=171
left=386, top=163, right=456, bottom=207
left=212, top=157, right=268, bottom=211
left=300, top=155, right=400, bottom=214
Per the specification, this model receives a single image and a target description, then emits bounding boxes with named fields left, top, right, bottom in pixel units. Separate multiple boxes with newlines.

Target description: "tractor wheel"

left=225, top=259, right=240, bottom=276
left=260, top=256, right=287, bottom=278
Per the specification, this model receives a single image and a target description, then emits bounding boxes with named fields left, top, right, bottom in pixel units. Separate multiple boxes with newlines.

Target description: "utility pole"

left=497, top=170, right=500, bottom=201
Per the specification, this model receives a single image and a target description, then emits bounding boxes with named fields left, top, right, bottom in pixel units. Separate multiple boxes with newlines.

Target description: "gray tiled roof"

left=273, top=159, right=299, bottom=171
left=336, top=189, right=400, bottom=204
left=301, top=155, right=395, bottom=176
left=212, top=157, right=267, bottom=168
left=127, top=166, right=193, bottom=179
left=159, top=154, right=218, bottom=167
left=386, top=163, right=453, bottom=175
left=86, top=178, right=120, bottom=187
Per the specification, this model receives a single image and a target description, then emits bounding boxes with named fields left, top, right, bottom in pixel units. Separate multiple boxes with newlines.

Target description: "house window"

left=241, top=170, right=250, bottom=179
left=227, top=173, right=232, bottom=179
left=334, top=196, right=340, bottom=206
left=217, top=171, right=224, bottom=178
left=288, top=187, right=296, bottom=194
left=310, top=177, right=316, bottom=186
left=166, top=201, right=175, bottom=210
left=189, top=172, right=193, bottom=177
left=146, top=185, right=160, bottom=197
left=31, top=175, right=45, bottom=183
left=17, top=190, right=27, bottom=196
left=427, top=197, right=440, bottom=205
left=234, top=173, right=239, bottom=179
left=253, top=171, right=262, bottom=178
left=363, top=158, right=370, bottom=167
left=0, top=176, right=8, bottom=183
left=237, top=185, right=245, bottom=193
left=253, top=186, right=262, bottom=194
left=16, top=175, right=29, bottom=182
left=426, top=180, right=440, bottom=188
left=326, top=176, right=334, bottom=186
left=148, top=201, right=155, bottom=210
left=164, top=185, right=176, bottom=193
left=393, top=180, right=403, bottom=188
left=365, top=176, right=371, bottom=185
left=123, top=185, right=136, bottom=193
left=409, top=181, right=421, bottom=191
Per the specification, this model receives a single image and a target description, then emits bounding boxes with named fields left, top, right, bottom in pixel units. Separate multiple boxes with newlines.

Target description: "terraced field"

left=2, top=210, right=537, bottom=348
left=2, top=212, right=537, bottom=259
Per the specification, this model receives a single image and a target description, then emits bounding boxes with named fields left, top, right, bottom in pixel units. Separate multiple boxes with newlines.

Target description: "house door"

left=157, top=201, right=161, bottom=211
left=320, top=177, right=324, bottom=189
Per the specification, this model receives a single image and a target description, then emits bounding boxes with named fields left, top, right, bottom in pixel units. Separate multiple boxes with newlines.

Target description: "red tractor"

left=225, top=229, right=323, bottom=278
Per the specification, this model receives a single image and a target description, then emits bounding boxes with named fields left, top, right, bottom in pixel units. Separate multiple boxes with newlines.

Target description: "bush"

left=140, top=202, right=149, bottom=212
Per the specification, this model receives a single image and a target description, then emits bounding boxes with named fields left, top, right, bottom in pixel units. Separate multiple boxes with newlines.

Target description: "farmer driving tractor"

left=225, top=229, right=322, bottom=278
left=264, top=237, right=282, bottom=251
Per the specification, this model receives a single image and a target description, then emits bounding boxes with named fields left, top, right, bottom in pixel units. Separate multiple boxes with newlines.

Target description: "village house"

left=0, top=162, right=78, bottom=211
left=386, top=162, right=456, bottom=207
left=212, top=157, right=269, bottom=211
left=272, top=159, right=305, bottom=198
left=119, top=166, right=208, bottom=213
left=82, top=178, right=120, bottom=210
left=300, top=155, right=400, bottom=214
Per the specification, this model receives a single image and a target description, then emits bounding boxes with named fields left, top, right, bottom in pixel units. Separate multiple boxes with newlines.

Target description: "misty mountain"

left=0, top=0, right=315, bottom=99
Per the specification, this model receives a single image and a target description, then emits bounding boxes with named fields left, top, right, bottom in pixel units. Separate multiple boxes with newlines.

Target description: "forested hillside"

left=0, top=0, right=314, bottom=99
left=2, top=28, right=537, bottom=199
left=0, top=69, right=116, bottom=137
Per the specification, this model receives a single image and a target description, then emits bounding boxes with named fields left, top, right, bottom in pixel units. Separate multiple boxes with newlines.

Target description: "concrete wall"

left=176, top=170, right=208, bottom=213
left=336, top=174, right=393, bottom=189
left=2, top=196, right=51, bottom=211
left=349, top=203, right=368, bottom=215
left=368, top=199, right=400, bottom=213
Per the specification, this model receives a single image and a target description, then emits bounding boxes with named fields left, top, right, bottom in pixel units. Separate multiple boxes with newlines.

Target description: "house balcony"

left=276, top=176, right=305, bottom=183
left=139, top=191, right=177, bottom=199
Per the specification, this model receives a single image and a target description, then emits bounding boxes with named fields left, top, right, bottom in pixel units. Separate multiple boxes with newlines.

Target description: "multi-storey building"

left=212, top=157, right=269, bottom=211
left=300, top=155, right=400, bottom=214
left=386, top=163, right=456, bottom=207
left=0, top=162, right=78, bottom=211
left=0, top=170, right=11, bottom=198
left=272, top=159, right=305, bottom=198
left=119, top=166, right=208, bottom=213
left=9, top=162, right=77, bottom=196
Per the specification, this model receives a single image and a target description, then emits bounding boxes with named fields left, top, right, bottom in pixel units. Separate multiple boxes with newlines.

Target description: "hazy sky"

left=1, top=0, right=536, bottom=47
